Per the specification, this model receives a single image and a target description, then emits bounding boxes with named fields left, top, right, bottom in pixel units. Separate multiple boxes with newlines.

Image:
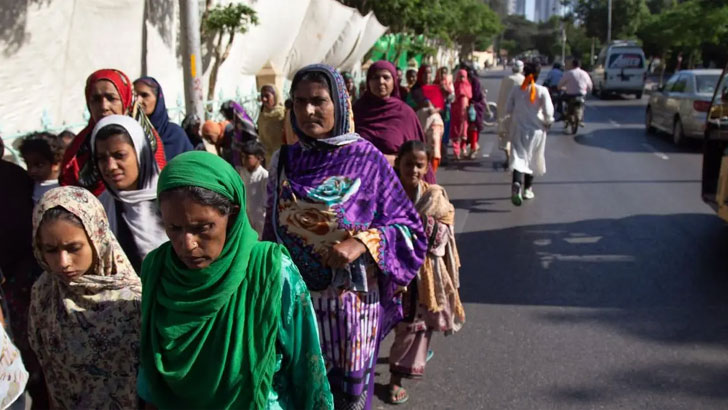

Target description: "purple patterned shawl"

left=264, top=64, right=426, bottom=336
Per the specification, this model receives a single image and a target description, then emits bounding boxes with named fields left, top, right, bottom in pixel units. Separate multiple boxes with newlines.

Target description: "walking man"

left=496, top=60, right=525, bottom=168
left=506, top=62, right=554, bottom=206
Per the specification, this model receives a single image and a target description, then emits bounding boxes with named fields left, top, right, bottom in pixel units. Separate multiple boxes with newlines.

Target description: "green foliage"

left=568, top=0, right=650, bottom=42
left=338, top=0, right=502, bottom=49
left=501, top=15, right=537, bottom=55
left=638, top=0, right=728, bottom=66
left=202, top=3, right=259, bottom=37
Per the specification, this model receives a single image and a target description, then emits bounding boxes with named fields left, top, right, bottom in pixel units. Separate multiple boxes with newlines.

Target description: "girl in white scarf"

left=91, top=115, right=166, bottom=272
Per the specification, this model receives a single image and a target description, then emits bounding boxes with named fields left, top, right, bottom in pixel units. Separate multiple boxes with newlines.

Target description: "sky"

left=526, top=0, right=536, bottom=21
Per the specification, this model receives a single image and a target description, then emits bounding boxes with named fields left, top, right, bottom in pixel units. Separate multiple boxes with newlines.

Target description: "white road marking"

left=609, top=119, right=621, bottom=127
left=564, top=236, right=602, bottom=244
left=538, top=253, right=635, bottom=269
left=641, top=143, right=670, bottom=160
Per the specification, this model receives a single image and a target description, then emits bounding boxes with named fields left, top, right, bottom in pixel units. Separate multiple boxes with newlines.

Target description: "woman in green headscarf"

left=138, top=151, right=333, bottom=410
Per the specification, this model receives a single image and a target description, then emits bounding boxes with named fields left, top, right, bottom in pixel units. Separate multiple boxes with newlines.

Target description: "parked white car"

left=590, top=41, right=647, bottom=99
left=645, top=69, right=722, bottom=144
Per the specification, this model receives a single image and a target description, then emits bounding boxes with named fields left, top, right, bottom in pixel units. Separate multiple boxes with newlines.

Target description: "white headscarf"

left=91, top=115, right=167, bottom=263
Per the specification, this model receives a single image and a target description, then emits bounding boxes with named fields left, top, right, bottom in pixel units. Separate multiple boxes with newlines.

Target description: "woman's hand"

left=325, top=238, right=367, bottom=269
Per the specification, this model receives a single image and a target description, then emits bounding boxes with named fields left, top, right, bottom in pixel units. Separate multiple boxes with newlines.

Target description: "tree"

left=452, top=0, right=502, bottom=54
left=638, top=0, right=728, bottom=68
left=338, top=0, right=501, bottom=52
left=202, top=3, right=259, bottom=98
left=501, top=15, right=538, bottom=55
left=568, top=0, right=650, bottom=43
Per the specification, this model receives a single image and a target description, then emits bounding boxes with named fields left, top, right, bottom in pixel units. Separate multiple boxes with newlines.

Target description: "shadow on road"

left=458, top=213, right=728, bottom=310
left=455, top=213, right=728, bottom=405
left=450, top=198, right=511, bottom=214
left=546, top=361, right=728, bottom=405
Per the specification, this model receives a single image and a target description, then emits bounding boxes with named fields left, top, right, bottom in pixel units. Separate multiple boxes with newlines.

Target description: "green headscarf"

left=140, top=151, right=284, bottom=409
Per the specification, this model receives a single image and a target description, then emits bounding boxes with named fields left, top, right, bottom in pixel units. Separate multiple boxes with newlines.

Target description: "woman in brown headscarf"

left=257, top=85, right=286, bottom=167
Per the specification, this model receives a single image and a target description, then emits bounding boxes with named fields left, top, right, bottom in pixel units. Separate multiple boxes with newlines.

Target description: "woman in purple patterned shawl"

left=219, top=100, right=259, bottom=167
left=263, top=64, right=426, bottom=410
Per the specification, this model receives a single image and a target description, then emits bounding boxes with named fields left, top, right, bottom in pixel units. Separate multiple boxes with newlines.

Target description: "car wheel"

left=598, top=88, right=608, bottom=99
left=645, top=107, right=656, bottom=134
left=672, top=117, right=685, bottom=145
left=636, top=91, right=643, bottom=99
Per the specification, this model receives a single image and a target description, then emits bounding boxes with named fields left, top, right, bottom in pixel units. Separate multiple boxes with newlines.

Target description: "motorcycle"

left=564, top=95, right=586, bottom=135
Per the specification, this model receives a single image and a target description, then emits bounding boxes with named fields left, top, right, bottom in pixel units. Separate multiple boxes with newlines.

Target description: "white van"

left=590, top=41, right=647, bottom=99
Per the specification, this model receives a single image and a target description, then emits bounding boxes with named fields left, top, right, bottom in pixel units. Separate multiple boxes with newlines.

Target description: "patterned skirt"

left=312, top=290, right=381, bottom=410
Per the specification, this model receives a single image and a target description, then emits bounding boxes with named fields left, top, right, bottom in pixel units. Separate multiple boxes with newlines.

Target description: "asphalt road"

left=371, top=68, right=728, bottom=409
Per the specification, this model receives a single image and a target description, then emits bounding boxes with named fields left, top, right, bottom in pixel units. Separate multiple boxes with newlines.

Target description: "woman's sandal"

left=389, top=385, right=409, bottom=405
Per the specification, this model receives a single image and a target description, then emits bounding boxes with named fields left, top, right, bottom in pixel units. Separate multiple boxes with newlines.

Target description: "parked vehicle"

left=564, top=95, right=585, bottom=135
left=590, top=41, right=647, bottom=99
left=701, top=63, right=728, bottom=222
left=645, top=69, right=722, bottom=144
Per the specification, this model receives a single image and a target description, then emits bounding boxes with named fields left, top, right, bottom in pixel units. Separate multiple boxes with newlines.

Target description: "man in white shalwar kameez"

left=496, top=60, right=525, bottom=168
left=505, top=62, right=554, bottom=206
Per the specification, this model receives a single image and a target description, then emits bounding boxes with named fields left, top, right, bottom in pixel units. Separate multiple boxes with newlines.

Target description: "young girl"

left=19, top=133, right=64, bottom=203
left=388, top=140, right=465, bottom=404
left=237, top=141, right=268, bottom=238
left=91, top=115, right=167, bottom=273
left=28, top=186, right=141, bottom=409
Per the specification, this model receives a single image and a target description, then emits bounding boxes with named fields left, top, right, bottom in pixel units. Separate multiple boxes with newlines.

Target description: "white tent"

left=0, top=0, right=386, bottom=161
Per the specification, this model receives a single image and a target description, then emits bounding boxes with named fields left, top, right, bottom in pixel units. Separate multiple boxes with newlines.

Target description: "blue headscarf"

left=134, top=76, right=193, bottom=160
left=289, top=64, right=357, bottom=150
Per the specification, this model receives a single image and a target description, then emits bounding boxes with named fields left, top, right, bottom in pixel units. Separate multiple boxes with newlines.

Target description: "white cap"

left=513, top=60, right=524, bottom=73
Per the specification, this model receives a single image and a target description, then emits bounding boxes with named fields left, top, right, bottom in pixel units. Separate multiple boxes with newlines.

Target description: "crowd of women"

left=0, top=60, right=477, bottom=409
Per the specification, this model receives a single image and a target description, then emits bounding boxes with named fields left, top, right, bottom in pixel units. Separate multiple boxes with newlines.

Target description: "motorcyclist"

left=542, top=62, right=564, bottom=120
left=557, top=59, right=593, bottom=127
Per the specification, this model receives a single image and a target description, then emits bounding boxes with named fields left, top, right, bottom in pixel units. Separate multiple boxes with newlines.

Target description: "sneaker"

left=523, top=188, right=535, bottom=200
left=511, top=182, right=523, bottom=206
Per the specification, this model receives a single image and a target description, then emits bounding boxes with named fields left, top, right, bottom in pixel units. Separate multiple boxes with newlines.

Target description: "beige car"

left=645, top=69, right=721, bottom=144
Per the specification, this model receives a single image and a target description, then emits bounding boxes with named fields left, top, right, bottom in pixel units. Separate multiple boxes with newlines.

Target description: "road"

left=371, top=68, right=728, bottom=409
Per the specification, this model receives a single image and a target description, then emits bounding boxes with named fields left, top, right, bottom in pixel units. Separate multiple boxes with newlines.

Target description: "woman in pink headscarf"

left=449, top=69, right=472, bottom=160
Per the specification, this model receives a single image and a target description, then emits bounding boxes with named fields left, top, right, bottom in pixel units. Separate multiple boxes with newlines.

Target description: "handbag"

left=274, top=145, right=333, bottom=291
left=467, top=104, right=477, bottom=123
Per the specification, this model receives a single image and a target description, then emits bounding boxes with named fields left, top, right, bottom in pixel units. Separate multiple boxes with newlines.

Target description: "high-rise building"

left=508, top=0, right=527, bottom=16
left=535, top=0, right=561, bottom=22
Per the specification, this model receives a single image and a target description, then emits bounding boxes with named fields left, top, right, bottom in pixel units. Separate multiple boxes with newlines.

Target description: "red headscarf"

left=60, top=69, right=166, bottom=196
left=454, top=69, right=473, bottom=100
left=416, top=64, right=431, bottom=88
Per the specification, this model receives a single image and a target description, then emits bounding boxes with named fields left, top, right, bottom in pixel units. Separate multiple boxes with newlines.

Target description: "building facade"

left=535, top=0, right=561, bottom=22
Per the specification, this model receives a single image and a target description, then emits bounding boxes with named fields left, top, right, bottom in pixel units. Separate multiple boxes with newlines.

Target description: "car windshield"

left=696, top=74, right=720, bottom=94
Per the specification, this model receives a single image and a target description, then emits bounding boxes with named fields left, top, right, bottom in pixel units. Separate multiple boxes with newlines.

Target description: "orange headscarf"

left=520, top=74, right=537, bottom=104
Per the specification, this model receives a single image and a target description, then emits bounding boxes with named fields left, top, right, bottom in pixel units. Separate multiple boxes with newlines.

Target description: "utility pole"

left=179, top=0, right=204, bottom=119
left=607, top=0, right=612, bottom=44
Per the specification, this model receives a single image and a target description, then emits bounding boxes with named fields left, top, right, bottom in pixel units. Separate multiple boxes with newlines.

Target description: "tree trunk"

left=207, top=32, right=224, bottom=100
